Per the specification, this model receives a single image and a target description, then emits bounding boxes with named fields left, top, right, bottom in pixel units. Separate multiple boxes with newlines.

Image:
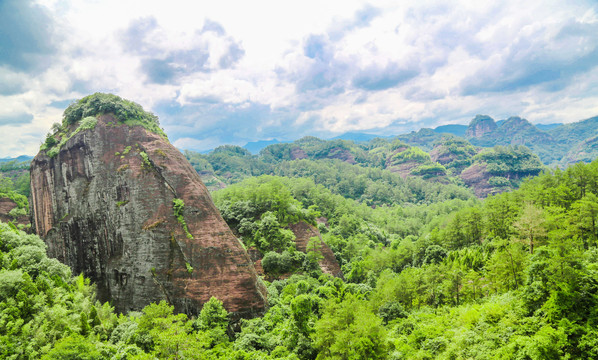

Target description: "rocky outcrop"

left=460, top=163, right=496, bottom=197
left=30, top=112, right=267, bottom=318
left=0, top=197, right=29, bottom=228
left=197, top=170, right=227, bottom=192
left=384, top=145, right=445, bottom=181
left=324, top=147, right=356, bottom=164
left=288, top=221, right=342, bottom=278
left=466, top=115, right=497, bottom=138
left=290, top=147, right=308, bottom=160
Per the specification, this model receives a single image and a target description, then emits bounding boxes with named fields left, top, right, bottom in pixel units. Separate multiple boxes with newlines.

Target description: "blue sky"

left=1, top=0, right=598, bottom=156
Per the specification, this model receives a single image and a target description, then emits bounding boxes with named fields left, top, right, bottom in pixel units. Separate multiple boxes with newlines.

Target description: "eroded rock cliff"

left=30, top=94, right=266, bottom=318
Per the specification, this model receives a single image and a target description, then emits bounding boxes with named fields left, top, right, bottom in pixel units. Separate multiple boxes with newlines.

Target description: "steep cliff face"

left=466, top=115, right=497, bottom=138
left=30, top=108, right=266, bottom=318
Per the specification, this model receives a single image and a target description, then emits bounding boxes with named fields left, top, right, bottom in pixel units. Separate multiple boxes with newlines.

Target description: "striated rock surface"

left=466, top=115, right=497, bottom=138
left=30, top=108, right=267, bottom=318
left=289, top=221, right=342, bottom=278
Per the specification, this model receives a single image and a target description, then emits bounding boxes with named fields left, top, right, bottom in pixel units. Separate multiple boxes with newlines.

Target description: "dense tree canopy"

left=4, top=130, right=598, bottom=358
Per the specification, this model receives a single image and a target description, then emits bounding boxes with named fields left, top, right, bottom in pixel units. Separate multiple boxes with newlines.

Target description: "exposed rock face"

left=197, top=170, right=227, bottom=192
left=30, top=114, right=267, bottom=318
left=466, top=115, right=497, bottom=138
left=0, top=197, right=30, bottom=228
left=429, top=137, right=478, bottom=175
left=290, top=147, right=308, bottom=160
left=385, top=146, right=431, bottom=179
left=460, top=163, right=496, bottom=197
left=289, top=221, right=342, bottom=278
left=324, top=147, right=356, bottom=164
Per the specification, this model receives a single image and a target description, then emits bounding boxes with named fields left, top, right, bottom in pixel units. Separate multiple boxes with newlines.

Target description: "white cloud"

left=0, top=0, right=596, bottom=156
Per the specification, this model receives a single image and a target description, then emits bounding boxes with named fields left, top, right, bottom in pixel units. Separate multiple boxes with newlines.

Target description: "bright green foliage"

left=6, top=135, right=598, bottom=358
left=254, top=212, right=297, bottom=252
left=0, top=175, right=29, bottom=224
left=172, top=198, right=193, bottom=239
left=262, top=249, right=306, bottom=274
left=139, top=151, right=151, bottom=168
left=477, top=145, right=545, bottom=178
left=0, top=162, right=31, bottom=197
left=41, top=335, right=104, bottom=360
left=185, top=136, right=474, bottom=206
left=0, top=222, right=117, bottom=359
left=488, top=176, right=512, bottom=187
left=40, top=93, right=167, bottom=158
left=195, top=297, right=228, bottom=331
left=390, top=146, right=430, bottom=165
left=305, top=237, right=324, bottom=270
left=43, top=116, right=98, bottom=158
left=410, top=162, right=447, bottom=178
left=62, top=93, right=166, bottom=138
left=313, top=295, right=388, bottom=360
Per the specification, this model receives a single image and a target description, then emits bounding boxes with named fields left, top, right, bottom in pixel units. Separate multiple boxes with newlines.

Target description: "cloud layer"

left=0, top=0, right=597, bottom=156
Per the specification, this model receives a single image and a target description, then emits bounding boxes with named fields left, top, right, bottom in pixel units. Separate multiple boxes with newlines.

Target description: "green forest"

left=2, top=154, right=598, bottom=358
left=3, top=0, right=598, bottom=358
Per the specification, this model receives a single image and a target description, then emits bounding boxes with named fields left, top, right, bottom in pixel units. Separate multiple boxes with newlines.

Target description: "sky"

left=1, top=0, right=598, bottom=156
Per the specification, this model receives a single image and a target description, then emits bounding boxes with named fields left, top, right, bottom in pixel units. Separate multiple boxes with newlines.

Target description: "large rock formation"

left=466, top=115, right=497, bottom=138
left=30, top=94, right=267, bottom=318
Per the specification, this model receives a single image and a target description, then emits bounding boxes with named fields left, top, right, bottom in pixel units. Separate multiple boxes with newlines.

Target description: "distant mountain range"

left=241, top=119, right=573, bottom=161
left=0, top=155, right=33, bottom=163
left=243, top=139, right=284, bottom=154
left=242, top=132, right=388, bottom=154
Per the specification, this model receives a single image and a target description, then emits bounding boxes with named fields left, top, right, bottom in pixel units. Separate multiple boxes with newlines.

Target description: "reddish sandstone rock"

left=290, top=147, right=308, bottom=160
left=460, top=163, right=496, bottom=197
left=30, top=113, right=266, bottom=318
left=0, top=197, right=30, bottom=228
left=325, top=147, right=356, bottom=164
left=289, top=221, right=342, bottom=278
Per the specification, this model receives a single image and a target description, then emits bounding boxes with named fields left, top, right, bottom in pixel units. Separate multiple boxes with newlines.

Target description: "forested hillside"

left=2, top=110, right=598, bottom=359
left=185, top=135, right=545, bottom=198
left=2, top=156, right=598, bottom=358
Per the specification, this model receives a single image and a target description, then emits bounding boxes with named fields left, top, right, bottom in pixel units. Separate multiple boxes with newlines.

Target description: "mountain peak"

left=466, top=115, right=497, bottom=138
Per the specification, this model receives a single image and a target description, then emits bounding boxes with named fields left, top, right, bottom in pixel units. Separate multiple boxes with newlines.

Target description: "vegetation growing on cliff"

left=40, top=93, right=167, bottom=158
left=42, top=116, right=99, bottom=157
left=173, top=198, right=193, bottom=239
left=63, top=93, right=167, bottom=139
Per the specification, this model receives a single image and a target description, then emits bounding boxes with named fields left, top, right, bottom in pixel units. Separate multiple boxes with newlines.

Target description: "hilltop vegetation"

left=40, top=93, right=167, bottom=158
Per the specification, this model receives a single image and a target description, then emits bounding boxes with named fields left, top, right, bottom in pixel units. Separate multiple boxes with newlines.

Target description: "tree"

left=194, top=297, right=229, bottom=348
left=513, top=203, right=547, bottom=254
left=570, top=193, right=598, bottom=248
left=313, top=295, right=388, bottom=360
